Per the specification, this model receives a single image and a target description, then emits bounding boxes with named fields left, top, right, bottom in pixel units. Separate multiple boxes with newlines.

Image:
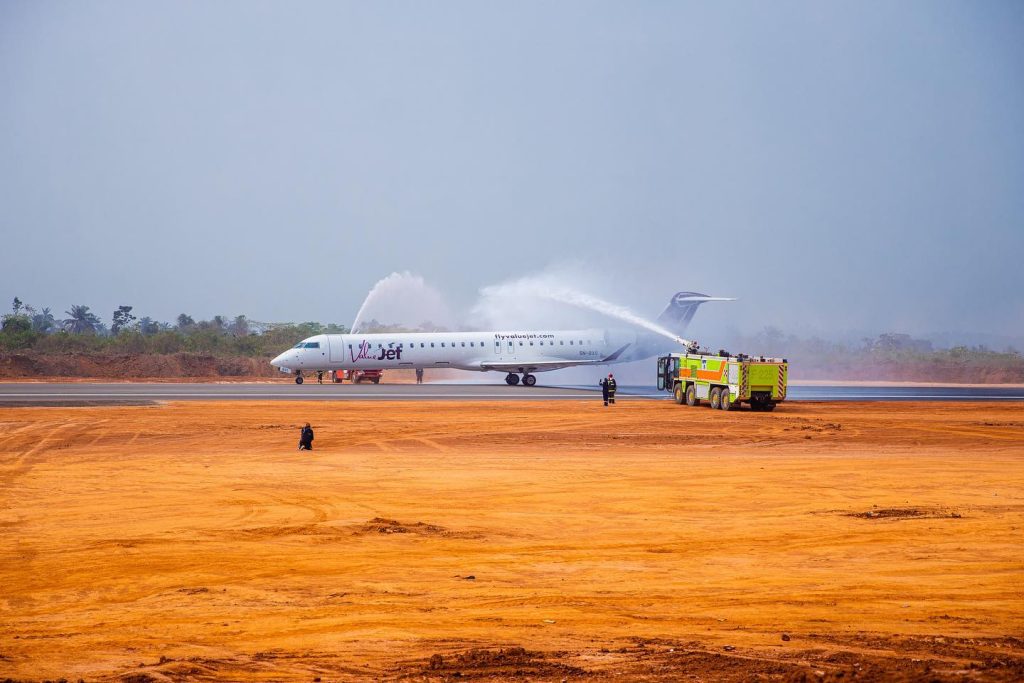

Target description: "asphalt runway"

left=0, top=382, right=607, bottom=405
left=0, top=382, right=1022, bottom=406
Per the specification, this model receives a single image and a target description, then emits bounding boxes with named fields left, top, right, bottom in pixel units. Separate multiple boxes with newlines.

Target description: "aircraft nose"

left=271, top=352, right=289, bottom=368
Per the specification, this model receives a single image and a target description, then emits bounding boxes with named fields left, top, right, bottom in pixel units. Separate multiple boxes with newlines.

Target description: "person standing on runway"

left=599, top=373, right=617, bottom=406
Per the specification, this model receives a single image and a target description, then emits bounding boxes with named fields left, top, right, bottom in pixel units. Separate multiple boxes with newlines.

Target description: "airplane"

left=270, top=292, right=730, bottom=386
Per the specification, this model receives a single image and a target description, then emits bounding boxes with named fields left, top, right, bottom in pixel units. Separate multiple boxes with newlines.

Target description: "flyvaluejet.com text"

left=494, top=333, right=555, bottom=340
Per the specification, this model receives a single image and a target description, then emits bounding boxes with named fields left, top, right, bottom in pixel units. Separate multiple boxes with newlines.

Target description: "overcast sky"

left=2, top=1, right=1022, bottom=341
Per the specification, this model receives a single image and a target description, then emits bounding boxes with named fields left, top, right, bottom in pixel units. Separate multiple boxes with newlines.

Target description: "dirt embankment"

left=0, top=351, right=280, bottom=379
left=792, top=360, right=1024, bottom=383
left=4, top=350, right=1023, bottom=383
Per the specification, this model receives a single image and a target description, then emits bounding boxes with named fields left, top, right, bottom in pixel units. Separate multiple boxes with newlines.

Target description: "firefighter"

left=298, top=422, right=314, bottom=451
left=316, top=370, right=324, bottom=384
left=599, top=373, right=618, bottom=406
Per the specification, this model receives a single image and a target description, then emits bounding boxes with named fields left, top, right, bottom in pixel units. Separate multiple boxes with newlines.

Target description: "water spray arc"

left=477, top=280, right=692, bottom=347
left=351, top=272, right=453, bottom=334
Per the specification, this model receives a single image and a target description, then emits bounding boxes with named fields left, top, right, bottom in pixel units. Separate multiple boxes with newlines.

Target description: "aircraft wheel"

left=505, top=373, right=520, bottom=386
left=710, top=386, right=721, bottom=410
left=673, top=383, right=685, bottom=405
left=685, top=384, right=699, bottom=407
left=523, top=374, right=537, bottom=387
left=720, top=389, right=733, bottom=411
left=295, top=375, right=304, bottom=385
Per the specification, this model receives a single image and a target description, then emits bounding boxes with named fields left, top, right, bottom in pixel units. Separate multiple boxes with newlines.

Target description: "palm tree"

left=63, top=305, right=101, bottom=335
left=32, top=307, right=56, bottom=333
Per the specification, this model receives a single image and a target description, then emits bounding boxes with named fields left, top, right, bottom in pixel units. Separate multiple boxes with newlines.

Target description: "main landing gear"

left=505, top=373, right=537, bottom=387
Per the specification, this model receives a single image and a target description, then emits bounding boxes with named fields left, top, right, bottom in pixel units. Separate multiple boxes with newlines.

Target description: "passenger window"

left=569, top=341, right=573, bottom=345
left=461, top=342, right=465, bottom=347
left=529, top=341, right=533, bottom=346
left=421, top=343, right=425, bottom=348
left=518, top=341, right=523, bottom=346
left=560, top=340, right=564, bottom=345
left=441, top=342, right=445, bottom=348
left=431, top=342, right=435, bottom=348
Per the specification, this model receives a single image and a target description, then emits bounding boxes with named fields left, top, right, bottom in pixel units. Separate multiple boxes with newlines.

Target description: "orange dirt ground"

left=1, top=399, right=1022, bottom=682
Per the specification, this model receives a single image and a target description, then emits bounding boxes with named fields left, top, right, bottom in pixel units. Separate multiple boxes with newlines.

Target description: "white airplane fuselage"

left=271, top=328, right=645, bottom=383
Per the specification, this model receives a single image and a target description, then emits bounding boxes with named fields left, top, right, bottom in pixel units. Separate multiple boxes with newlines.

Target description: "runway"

left=0, top=382, right=1022, bottom=405
left=0, top=382, right=606, bottom=405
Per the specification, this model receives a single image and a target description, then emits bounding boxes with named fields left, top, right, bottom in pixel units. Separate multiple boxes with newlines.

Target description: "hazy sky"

left=2, top=1, right=1022, bottom=340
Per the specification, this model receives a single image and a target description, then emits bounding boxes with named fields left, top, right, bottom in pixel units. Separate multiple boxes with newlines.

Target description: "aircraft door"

left=329, top=335, right=347, bottom=363
left=497, top=337, right=516, bottom=361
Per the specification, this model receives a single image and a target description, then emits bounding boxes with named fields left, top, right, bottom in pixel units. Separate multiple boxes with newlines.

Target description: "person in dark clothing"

left=316, top=370, right=324, bottom=384
left=599, top=373, right=617, bottom=406
left=298, top=422, right=314, bottom=451
left=415, top=368, right=424, bottom=384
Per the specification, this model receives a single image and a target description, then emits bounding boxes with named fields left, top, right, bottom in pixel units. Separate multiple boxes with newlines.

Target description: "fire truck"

left=656, top=351, right=788, bottom=411
left=330, top=369, right=383, bottom=384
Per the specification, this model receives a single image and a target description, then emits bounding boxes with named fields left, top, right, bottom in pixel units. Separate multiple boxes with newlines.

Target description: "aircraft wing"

left=477, top=343, right=632, bottom=373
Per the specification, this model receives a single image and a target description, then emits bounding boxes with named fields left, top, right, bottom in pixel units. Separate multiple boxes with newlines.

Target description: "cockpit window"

left=292, top=343, right=304, bottom=349
left=303, top=342, right=320, bottom=349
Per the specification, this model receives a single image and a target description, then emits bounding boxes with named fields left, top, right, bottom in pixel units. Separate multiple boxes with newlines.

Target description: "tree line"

left=728, top=326, right=1024, bottom=380
left=0, top=297, right=349, bottom=356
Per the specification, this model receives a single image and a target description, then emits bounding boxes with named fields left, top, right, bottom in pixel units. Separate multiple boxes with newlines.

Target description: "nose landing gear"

left=295, top=373, right=304, bottom=385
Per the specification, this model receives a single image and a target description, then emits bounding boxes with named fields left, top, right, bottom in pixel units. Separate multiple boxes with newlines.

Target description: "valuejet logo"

left=350, top=340, right=403, bottom=363
left=494, top=333, right=555, bottom=340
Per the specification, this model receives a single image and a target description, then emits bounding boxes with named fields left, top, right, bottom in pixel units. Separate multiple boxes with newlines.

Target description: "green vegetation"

left=1, top=297, right=348, bottom=356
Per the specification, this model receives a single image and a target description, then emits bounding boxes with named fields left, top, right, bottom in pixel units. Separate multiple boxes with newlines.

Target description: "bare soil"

left=1, top=399, right=1022, bottom=681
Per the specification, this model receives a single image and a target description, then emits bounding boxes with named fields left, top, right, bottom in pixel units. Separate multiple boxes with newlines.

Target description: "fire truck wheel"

left=685, top=384, right=699, bottom=407
left=373, top=377, right=380, bottom=384
left=720, top=390, right=733, bottom=411
left=674, top=383, right=685, bottom=404
left=762, top=402, right=777, bottom=412
left=710, top=387, right=721, bottom=410
left=523, top=374, right=537, bottom=387
left=295, top=375, right=304, bottom=385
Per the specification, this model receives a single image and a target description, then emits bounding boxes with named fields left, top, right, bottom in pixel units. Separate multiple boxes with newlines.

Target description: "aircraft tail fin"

left=655, top=292, right=734, bottom=337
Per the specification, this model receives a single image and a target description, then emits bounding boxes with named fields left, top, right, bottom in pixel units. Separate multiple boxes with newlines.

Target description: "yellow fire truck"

left=657, top=351, right=788, bottom=411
